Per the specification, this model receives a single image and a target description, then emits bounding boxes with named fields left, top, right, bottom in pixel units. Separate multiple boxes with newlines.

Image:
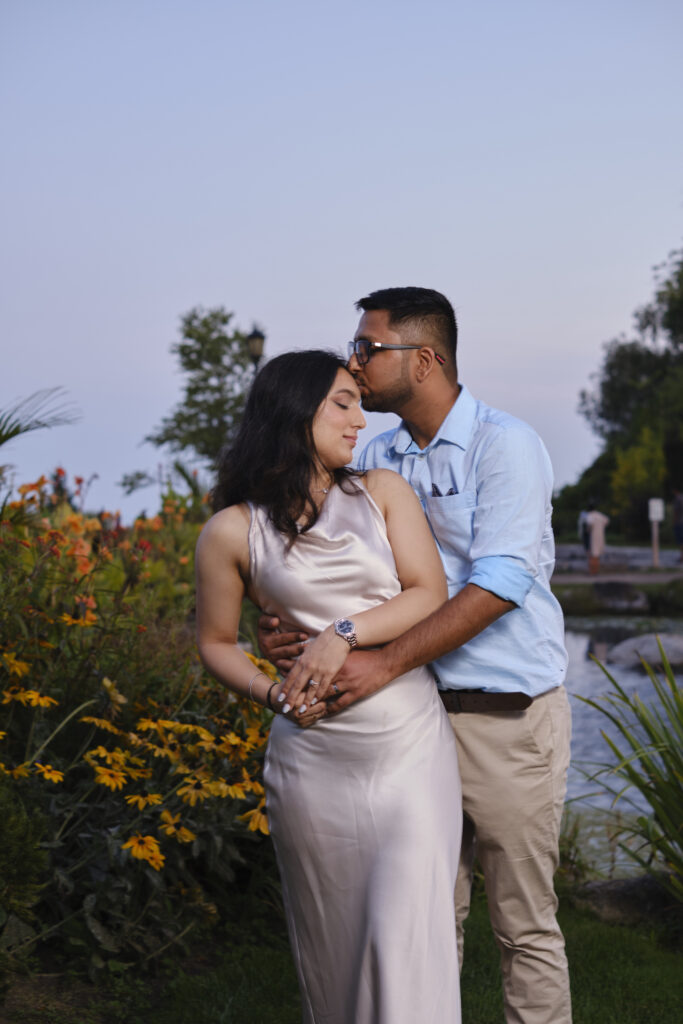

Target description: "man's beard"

left=356, top=363, right=414, bottom=414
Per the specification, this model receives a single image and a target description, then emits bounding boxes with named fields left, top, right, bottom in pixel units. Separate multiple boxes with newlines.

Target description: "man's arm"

left=329, top=422, right=551, bottom=710
left=328, top=583, right=513, bottom=711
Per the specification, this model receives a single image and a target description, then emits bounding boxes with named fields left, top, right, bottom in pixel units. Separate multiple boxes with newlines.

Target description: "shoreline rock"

left=606, top=632, right=683, bottom=668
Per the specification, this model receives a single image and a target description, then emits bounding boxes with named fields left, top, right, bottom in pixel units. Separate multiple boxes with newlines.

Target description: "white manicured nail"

left=298, top=704, right=307, bottom=714
left=282, top=703, right=291, bottom=714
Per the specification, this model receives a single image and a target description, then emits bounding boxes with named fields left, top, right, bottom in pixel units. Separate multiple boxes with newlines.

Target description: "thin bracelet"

left=247, top=671, right=267, bottom=704
left=266, top=681, right=278, bottom=710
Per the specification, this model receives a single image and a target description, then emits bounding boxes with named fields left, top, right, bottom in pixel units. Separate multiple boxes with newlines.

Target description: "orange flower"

left=239, top=798, right=269, bottom=836
left=2, top=687, right=31, bottom=705
left=177, top=776, right=213, bottom=806
left=80, top=716, right=123, bottom=735
left=2, top=652, right=31, bottom=678
left=125, top=793, right=163, bottom=810
left=121, top=833, right=165, bottom=870
left=102, top=677, right=127, bottom=707
left=159, top=810, right=197, bottom=844
left=60, top=613, right=81, bottom=626
left=93, top=765, right=127, bottom=790
left=244, top=652, right=279, bottom=682
left=34, top=763, right=64, bottom=783
left=25, top=692, right=58, bottom=708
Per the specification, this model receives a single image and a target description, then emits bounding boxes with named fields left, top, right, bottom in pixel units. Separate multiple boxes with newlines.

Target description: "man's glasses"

left=348, top=339, right=445, bottom=366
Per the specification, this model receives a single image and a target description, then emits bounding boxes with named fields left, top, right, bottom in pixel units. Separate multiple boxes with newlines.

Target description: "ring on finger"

left=308, top=678, right=319, bottom=687
left=331, top=682, right=339, bottom=694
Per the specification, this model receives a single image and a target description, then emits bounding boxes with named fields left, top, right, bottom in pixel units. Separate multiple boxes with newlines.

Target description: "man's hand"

left=257, top=614, right=309, bottom=673
left=324, top=649, right=392, bottom=714
left=283, top=701, right=327, bottom=728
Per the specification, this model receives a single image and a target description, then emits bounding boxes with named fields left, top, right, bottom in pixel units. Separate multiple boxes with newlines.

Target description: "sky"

left=2, top=0, right=682, bottom=520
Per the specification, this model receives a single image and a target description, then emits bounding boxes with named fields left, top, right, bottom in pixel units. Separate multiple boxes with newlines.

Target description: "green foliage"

left=578, top=641, right=683, bottom=902
left=578, top=340, right=675, bottom=444
left=146, top=307, right=257, bottom=468
left=0, top=777, right=48, bottom=955
left=0, top=389, right=79, bottom=452
left=0, top=390, right=80, bottom=496
left=609, top=426, right=666, bottom=536
left=557, top=246, right=683, bottom=539
left=0, top=471, right=278, bottom=978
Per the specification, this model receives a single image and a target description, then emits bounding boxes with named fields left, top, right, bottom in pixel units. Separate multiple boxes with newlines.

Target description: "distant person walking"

left=585, top=503, right=609, bottom=574
left=673, top=488, right=683, bottom=564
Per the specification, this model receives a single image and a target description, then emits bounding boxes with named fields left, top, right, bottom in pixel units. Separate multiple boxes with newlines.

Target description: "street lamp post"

left=246, top=328, right=266, bottom=372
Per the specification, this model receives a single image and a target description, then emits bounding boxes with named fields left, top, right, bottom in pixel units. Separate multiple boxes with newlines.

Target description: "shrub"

left=0, top=472, right=277, bottom=977
left=579, top=641, right=683, bottom=902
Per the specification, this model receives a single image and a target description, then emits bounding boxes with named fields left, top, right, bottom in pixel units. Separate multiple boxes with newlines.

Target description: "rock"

left=574, top=875, right=680, bottom=927
left=607, top=633, right=683, bottom=668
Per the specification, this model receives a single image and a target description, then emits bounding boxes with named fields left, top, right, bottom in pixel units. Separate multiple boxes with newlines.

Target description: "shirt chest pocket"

left=423, top=490, right=477, bottom=571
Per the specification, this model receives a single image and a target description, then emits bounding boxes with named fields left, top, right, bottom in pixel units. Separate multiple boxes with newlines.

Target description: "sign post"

left=648, top=498, right=665, bottom=568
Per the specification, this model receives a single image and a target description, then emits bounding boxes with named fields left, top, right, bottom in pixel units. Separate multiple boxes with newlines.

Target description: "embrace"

left=195, top=287, right=572, bottom=1024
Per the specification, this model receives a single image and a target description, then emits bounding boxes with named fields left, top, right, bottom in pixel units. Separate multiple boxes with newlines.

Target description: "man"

left=261, top=287, right=571, bottom=1024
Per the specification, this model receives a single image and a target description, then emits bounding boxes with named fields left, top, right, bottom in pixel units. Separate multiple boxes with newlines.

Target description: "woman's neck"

left=310, top=471, right=334, bottom=494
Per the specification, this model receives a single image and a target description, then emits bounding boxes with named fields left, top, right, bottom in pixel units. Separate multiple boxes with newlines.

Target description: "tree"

left=146, top=307, right=258, bottom=467
left=578, top=249, right=683, bottom=447
left=555, top=247, right=683, bottom=540
left=610, top=426, right=666, bottom=537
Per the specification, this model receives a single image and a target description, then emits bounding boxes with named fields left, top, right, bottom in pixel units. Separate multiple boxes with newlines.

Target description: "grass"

left=1, top=892, right=681, bottom=1024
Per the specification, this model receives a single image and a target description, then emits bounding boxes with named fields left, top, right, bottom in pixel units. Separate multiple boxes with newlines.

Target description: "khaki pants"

left=450, top=685, right=572, bottom=1024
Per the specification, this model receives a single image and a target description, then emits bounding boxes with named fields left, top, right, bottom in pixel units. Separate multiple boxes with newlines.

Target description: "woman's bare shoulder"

left=363, top=468, right=415, bottom=499
left=196, top=504, right=250, bottom=557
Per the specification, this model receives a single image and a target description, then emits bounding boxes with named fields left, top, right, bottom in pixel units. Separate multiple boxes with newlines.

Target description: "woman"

left=195, top=351, right=461, bottom=1024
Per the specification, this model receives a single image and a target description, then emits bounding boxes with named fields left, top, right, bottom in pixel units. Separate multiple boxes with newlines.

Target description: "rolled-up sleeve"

left=469, top=554, right=534, bottom=605
left=468, top=424, right=552, bottom=607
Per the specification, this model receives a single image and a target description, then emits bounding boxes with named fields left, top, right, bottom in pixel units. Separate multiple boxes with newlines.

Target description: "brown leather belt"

left=439, top=689, right=533, bottom=714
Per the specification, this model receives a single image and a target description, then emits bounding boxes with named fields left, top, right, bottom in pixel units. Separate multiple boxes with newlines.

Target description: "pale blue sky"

left=2, top=0, right=682, bottom=518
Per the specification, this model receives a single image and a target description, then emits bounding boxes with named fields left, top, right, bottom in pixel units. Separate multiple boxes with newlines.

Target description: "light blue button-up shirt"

left=358, top=385, right=567, bottom=697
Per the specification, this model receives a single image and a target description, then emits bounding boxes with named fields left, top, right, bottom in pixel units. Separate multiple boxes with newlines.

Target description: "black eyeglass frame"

left=348, top=339, right=445, bottom=366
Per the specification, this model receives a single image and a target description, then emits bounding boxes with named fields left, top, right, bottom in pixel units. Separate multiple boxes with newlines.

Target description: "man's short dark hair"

left=355, top=286, right=458, bottom=368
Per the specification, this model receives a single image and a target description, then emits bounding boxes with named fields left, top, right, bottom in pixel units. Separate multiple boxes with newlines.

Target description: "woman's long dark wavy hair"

left=212, top=350, right=362, bottom=540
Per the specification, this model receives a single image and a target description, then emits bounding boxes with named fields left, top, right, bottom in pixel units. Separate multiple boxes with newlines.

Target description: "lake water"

left=563, top=621, right=681, bottom=873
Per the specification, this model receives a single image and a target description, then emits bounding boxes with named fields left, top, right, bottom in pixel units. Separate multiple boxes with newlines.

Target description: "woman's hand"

left=277, top=626, right=350, bottom=715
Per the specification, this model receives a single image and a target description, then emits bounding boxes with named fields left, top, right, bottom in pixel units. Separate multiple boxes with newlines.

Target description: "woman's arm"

left=277, top=470, right=447, bottom=712
left=195, top=506, right=278, bottom=709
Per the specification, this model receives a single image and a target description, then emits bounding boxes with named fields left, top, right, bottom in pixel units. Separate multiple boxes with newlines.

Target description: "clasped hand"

left=276, top=625, right=350, bottom=717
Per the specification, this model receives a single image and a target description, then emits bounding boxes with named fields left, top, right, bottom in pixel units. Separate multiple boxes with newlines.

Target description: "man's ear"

left=414, top=347, right=440, bottom=382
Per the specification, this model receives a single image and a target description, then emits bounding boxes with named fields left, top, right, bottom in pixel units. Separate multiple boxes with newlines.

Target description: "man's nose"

left=347, top=351, right=361, bottom=373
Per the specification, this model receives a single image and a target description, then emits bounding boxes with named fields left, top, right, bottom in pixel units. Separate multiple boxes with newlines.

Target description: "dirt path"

left=552, top=570, right=683, bottom=584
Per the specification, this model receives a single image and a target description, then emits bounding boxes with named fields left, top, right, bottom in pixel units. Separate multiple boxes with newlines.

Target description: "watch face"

left=337, top=619, right=354, bottom=634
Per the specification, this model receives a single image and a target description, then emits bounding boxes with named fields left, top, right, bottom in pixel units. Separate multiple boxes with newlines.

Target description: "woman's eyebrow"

left=333, top=387, right=360, bottom=399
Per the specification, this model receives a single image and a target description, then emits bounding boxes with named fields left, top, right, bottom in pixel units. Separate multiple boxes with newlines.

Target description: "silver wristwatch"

left=334, top=617, right=358, bottom=648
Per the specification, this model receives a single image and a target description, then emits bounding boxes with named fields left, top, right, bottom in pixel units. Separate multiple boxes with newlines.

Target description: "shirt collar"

left=390, top=383, right=477, bottom=455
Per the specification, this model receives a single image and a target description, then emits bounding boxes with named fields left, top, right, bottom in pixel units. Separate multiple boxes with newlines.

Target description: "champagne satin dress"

left=249, top=482, right=462, bottom=1024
